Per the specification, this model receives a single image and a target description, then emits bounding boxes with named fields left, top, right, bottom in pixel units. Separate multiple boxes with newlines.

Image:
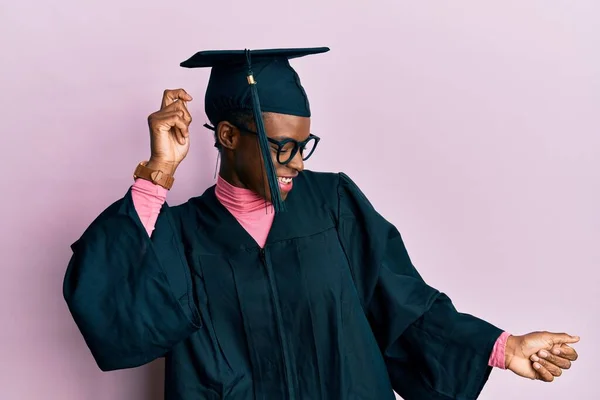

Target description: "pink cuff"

left=488, top=331, right=511, bottom=369
left=132, top=177, right=169, bottom=198
left=131, top=178, right=168, bottom=236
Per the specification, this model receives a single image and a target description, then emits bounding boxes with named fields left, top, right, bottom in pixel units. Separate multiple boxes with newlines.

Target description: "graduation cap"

left=180, top=47, right=330, bottom=213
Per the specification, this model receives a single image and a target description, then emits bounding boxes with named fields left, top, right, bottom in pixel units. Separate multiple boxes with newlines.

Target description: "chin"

left=262, top=188, right=289, bottom=203
left=263, top=192, right=288, bottom=203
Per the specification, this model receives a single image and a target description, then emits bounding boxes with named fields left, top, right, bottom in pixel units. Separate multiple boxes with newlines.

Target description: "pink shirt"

left=131, top=177, right=510, bottom=369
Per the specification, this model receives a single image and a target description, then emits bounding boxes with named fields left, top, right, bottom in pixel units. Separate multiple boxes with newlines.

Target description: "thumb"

left=549, top=332, right=580, bottom=345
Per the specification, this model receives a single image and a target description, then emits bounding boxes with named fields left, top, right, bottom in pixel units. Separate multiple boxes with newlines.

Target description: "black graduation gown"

left=63, top=171, right=503, bottom=400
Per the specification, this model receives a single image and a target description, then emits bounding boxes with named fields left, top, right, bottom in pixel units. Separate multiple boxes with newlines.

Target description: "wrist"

left=133, top=159, right=176, bottom=190
left=146, top=158, right=178, bottom=176
left=505, top=335, right=518, bottom=369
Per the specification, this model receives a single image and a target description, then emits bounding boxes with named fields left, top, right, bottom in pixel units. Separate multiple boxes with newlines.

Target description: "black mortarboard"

left=180, top=47, right=330, bottom=213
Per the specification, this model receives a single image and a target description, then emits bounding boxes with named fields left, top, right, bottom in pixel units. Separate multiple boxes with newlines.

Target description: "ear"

left=217, top=121, right=240, bottom=150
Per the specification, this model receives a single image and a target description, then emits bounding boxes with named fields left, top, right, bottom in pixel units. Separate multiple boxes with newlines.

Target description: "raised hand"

left=146, top=88, right=193, bottom=175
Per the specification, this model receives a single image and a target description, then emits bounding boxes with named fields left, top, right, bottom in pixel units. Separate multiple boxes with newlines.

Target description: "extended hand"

left=505, top=331, right=579, bottom=382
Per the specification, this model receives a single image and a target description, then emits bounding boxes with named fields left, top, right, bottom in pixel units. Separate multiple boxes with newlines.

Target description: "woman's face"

left=218, top=112, right=312, bottom=202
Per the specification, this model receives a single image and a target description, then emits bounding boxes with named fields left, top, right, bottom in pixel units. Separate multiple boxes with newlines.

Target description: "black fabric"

left=180, top=47, right=329, bottom=124
left=63, top=171, right=502, bottom=399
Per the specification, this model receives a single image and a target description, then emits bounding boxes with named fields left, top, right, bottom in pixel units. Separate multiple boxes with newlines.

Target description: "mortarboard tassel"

left=244, top=49, right=286, bottom=213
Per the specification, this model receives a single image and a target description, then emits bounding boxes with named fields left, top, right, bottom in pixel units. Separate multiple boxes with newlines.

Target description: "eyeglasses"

left=234, top=124, right=320, bottom=165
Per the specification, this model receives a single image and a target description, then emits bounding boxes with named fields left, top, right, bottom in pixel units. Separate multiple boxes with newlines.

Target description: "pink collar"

left=214, top=175, right=274, bottom=247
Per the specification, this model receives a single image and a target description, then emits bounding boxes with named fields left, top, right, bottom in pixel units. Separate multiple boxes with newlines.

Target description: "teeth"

left=278, top=177, right=293, bottom=184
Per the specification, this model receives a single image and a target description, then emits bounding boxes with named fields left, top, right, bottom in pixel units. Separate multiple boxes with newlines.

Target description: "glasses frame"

left=233, top=124, right=321, bottom=165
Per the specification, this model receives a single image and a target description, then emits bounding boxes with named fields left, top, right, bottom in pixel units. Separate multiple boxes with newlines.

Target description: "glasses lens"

left=301, top=137, right=317, bottom=161
left=277, top=141, right=297, bottom=164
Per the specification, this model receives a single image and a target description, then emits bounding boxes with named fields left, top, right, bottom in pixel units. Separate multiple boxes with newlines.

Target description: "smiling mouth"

left=278, top=177, right=293, bottom=184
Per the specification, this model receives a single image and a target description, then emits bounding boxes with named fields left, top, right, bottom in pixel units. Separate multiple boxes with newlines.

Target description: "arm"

left=336, top=172, right=503, bottom=399
left=63, top=89, right=197, bottom=371
left=63, top=185, right=200, bottom=371
left=131, top=178, right=168, bottom=236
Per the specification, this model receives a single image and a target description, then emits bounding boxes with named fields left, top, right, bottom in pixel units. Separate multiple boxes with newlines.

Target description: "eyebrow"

left=270, top=132, right=313, bottom=142
left=237, top=125, right=291, bottom=141
left=270, top=135, right=294, bottom=141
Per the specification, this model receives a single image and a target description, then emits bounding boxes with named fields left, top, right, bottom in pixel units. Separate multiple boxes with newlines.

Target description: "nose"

left=286, top=150, right=304, bottom=172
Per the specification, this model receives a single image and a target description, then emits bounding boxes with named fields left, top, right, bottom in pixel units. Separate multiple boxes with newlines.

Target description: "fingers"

left=530, top=343, right=579, bottom=383
left=166, top=112, right=189, bottom=146
left=153, top=111, right=189, bottom=145
left=162, top=99, right=193, bottom=125
left=533, top=362, right=556, bottom=382
left=538, top=359, right=563, bottom=377
left=531, top=353, right=565, bottom=377
left=161, top=88, right=193, bottom=109
left=155, top=89, right=193, bottom=146
left=165, top=106, right=191, bottom=145
left=548, top=332, right=580, bottom=345
left=535, top=350, right=572, bottom=369
left=551, top=344, right=579, bottom=361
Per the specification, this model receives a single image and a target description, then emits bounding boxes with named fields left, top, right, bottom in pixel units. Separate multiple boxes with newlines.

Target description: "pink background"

left=1, top=1, right=598, bottom=399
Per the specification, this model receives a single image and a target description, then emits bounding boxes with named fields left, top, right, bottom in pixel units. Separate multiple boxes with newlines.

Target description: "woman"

left=63, top=47, right=579, bottom=399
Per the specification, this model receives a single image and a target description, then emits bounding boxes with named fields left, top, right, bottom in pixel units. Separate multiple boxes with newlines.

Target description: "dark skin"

left=215, top=112, right=310, bottom=202
left=145, top=88, right=579, bottom=383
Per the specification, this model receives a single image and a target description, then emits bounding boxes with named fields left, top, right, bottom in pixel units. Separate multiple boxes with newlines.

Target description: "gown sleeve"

left=335, top=173, right=503, bottom=400
left=62, top=187, right=201, bottom=372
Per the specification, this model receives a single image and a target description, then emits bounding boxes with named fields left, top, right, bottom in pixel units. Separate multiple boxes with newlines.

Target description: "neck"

left=218, top=164, right=246, bottom=190
left=215, top=175, right=271, bottom=214
left=214, top=174, right=275, bottom=248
